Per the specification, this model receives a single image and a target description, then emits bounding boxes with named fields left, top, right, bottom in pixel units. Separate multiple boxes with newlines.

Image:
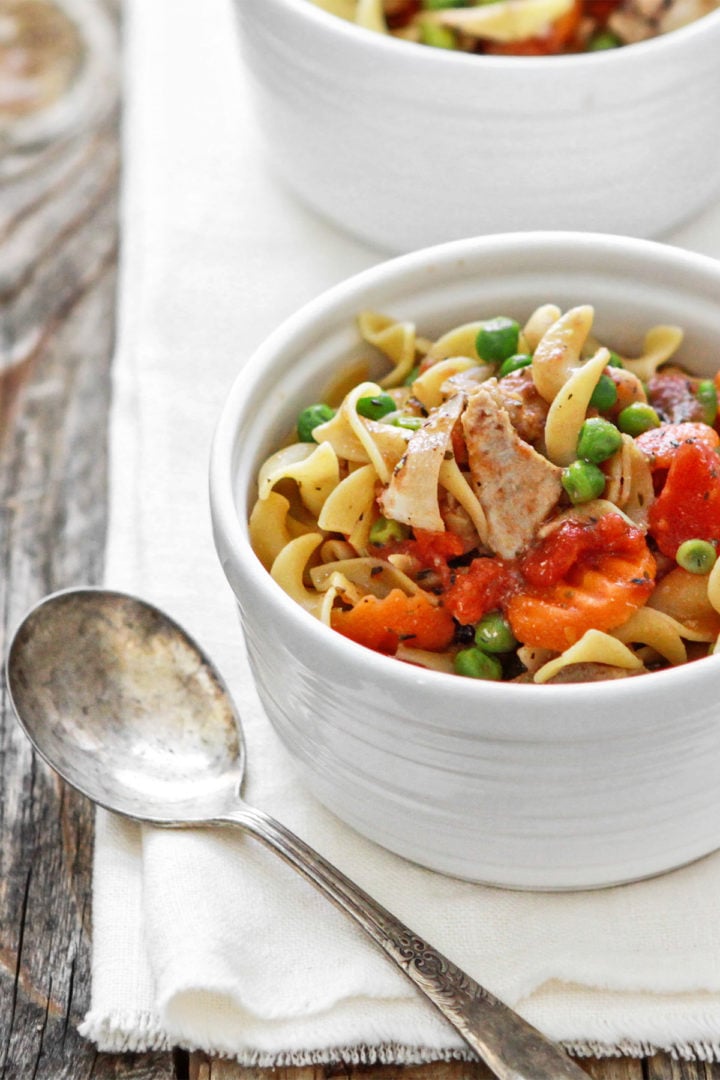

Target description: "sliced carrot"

left=647, top=440, right=720, bottom=557
left=635, top=421, right=719, bottom=469
left=331, top=588, right=455, bottom=654
left=507, top=554, right=655, bottom=652
left=507, top=515, right=655, bottom=652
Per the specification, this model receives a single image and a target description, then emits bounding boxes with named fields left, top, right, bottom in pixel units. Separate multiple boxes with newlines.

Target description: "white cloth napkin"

left=80, top=0, right=720, bottom=1064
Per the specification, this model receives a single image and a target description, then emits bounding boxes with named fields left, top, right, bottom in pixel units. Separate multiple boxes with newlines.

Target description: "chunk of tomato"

left=443, top=557, right=515, bottom=625
left=647, top=440, right=720, bottom=557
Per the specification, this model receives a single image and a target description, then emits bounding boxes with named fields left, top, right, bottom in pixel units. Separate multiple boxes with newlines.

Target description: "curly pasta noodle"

left=358, top=310, right=420, bottom=388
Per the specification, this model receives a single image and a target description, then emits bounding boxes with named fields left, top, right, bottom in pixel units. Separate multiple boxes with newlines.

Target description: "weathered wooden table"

left=0, top=3, right=718, bottom=1079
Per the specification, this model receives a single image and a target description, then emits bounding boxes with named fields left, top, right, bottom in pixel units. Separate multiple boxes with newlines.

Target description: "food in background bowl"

left=250, top=302, right=720, bottom=684
left=235, top=0, right=720, bottom=249
left=312, top=0, right=720, bottom=54
left=210, top=233, right=720, bottom=888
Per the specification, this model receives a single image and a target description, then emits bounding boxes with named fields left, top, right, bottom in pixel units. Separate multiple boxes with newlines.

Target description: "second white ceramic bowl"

left=210, top=232, right=720, bottom=889
left=235, top=0, right=720, bottom=252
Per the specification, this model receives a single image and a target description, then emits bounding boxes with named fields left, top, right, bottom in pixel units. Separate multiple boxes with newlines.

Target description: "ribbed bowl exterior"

left=210, top=232, right=720, bottom=889
left=234, top=0, right=720, bottom=252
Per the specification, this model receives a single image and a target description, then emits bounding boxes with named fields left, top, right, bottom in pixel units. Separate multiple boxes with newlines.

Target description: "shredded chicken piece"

left=659, top=0, right=718, bottom=31
left=607, top=9, right=656, bottom=41
left=379, top=393, right=464, bottom=531
left=462, top=380, right=562, bottom=558
left=441, top=364, right=494, bottom=397
left=492, top=368, right=550, bottom=448
left=633, top=0, right=667, bottom=18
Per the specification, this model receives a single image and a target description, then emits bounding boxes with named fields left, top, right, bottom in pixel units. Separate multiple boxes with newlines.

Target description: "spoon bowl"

left=6, top=586, right=587, bottom=1080
left=6, top=588, right=244, bottom=822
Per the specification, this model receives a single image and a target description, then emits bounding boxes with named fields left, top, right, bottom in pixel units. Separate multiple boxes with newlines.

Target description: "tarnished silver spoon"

left=6, top=587, right=586, bottom=1080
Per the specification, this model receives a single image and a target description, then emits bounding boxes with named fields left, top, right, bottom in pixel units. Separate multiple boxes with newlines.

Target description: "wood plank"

left=188, top=1062, right=495, bottom=1080
left=583, top=1056, right=643, bottom=1080
left=187, top=1057, right=720, bottom=1080
left=646, top=1055, right=720, bottom=1080
left=186, top=1054, right=647, bottom=1080
left=0, top=2, right=172, bottom=1077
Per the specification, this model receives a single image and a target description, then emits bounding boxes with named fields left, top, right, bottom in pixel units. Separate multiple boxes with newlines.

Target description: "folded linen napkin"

left=80, top=0, right=720, bottom=1063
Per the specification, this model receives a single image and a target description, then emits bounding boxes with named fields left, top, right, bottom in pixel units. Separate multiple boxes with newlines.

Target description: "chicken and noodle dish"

left=250, top=302, right=720, bottom=684
left=312, top=0, right=719, bottom=54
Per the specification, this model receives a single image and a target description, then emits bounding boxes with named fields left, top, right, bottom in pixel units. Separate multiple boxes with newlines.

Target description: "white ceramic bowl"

left=210, top=231, right=720, bottom=890
left=234, top=0, right=720, bottom=253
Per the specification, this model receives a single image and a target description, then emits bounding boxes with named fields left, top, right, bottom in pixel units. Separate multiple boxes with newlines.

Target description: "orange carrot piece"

left=635, top=422, right=719, bottom=470
left=507, top=515, right=655, bottom=652
left=507, top=551, right=655, bottom=652
left=331, top=588, right=455, bottom=654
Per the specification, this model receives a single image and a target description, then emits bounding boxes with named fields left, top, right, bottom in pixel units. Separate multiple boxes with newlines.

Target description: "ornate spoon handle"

left=221, top=801, right=586, bottom=1080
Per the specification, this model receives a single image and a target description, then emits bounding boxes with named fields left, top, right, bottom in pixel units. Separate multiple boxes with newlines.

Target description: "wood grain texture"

left=186, top=1058, right=639, bottom=1080
left=185, top=1058, right=720, bottom=1080
left=0, top=3, right=717, bottom=1080
left=0, top=1, right=172, bottom=1077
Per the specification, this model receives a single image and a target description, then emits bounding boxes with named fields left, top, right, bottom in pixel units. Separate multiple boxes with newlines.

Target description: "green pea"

left=607, top=351, right=624, bottom=368
left=696, top=380, right=718, bottom=426
left=392, top=415, right=424, bottom=430
left=475, top=317, right=520, bottom=364
left=589, top=373, right=618, bottom=412
left=297, top=403, right=335, bottom=442
left=369, top=516, right=410, bottom=546
left=617, top=402, right=662, bottom=436
left=419, top=19, right=457, bottom=47
left=587, top=29, right=621, bottom=50
left=676, top=539, right=717, bottom=575
left=576, top=417, right=623, bottom=464
left=403, top=365, right=420, bottom=386
left=421, top=0, right=467, bottom=8
left=454, top=647, right=503, bottom=681
left=356, top=394, right=396, bottom=420
left=474, top=611, right=517, bottom=654
left=498, top=353, right=533, bottom=378
left=561, top=460, right=606, bottom=505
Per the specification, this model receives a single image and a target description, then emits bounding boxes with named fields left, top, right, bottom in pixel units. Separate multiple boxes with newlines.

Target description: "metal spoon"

left=6, top=587, right=586, bottom=1080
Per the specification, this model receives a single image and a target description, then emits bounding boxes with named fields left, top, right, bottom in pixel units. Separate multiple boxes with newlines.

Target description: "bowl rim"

left=209, top=230, right=720, bottom=708
left=248, top=0, right=720, bottom=70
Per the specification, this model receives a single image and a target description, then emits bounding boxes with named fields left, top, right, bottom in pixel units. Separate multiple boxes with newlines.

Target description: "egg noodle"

left=250, top=303, right=720, bottom=684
